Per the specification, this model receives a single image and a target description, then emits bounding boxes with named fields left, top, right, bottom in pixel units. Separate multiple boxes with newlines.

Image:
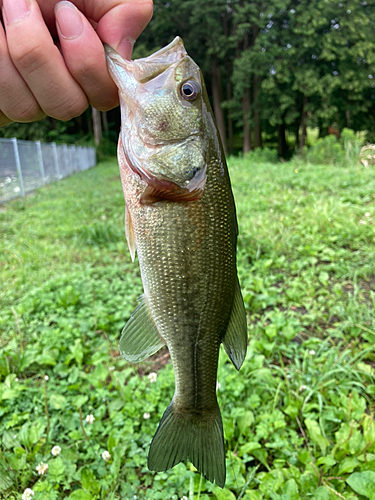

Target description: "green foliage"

left=341, top=128, right=364, bottom=167
left=0, top=112, right=94, bottom=146
left=346, top=471, right=375, bottom=498
left=302, top=135, right=344, bottom=166
left=96, top=136, right=117, bottom=160
left=2, top=0, right=375, bottom=154
left=1, top=158, right=375, bottom=499
left=243, top=148, right=279, bottom=165
left=302, top=129, right=364, bottom=166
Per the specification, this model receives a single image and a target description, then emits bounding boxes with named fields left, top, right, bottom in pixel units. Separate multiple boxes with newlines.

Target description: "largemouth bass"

left=105, top=37, right=247, bottom=488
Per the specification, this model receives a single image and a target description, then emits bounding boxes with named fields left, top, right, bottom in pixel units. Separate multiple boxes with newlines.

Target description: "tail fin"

left=148, top=402, right=226, bottom=487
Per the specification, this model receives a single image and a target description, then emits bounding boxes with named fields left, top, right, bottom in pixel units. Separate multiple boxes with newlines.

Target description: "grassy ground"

left=1, top=157, right=375, bottom=500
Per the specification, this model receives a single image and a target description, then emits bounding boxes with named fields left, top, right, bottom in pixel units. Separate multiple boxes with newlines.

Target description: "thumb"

left=96, top=1, right=153, bottom=60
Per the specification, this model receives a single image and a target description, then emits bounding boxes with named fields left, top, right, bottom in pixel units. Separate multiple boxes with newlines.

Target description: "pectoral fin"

left=125, top=204, right=136, bottom=262
left=222, top=277, right=247, bottom=370
left=120, top=296, right=165, bottom=363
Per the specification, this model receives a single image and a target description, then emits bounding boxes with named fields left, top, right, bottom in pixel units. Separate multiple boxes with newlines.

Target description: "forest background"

left=0, top=0, right=374, bottom=159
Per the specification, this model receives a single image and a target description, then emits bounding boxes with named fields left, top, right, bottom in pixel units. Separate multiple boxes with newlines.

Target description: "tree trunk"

left=102, top=111, right=109, bottom=134
left=92, top=107, right=102, bottom=146
left=226, top=64, right=233, bottom=155
left=253, top=74, right=262, bottom=148
left=211, top=61, right=227, bottom=154
left=299, top=95, right=308, bottom=151
left=223, top=13, right=233, bottom=156
left=251, top=25, right=262, bottom=149
left=278, top=123, right=287, bottom=158
left=318, top=122, right=328, bottom=138
left=294, top=118, right=300, bottom=147
left=242, top=30, right=251, bottom=155
left=242, top=87, right=251, bottom=155
left=87, top=108, right=93, bottom=137
left=346, top=109, right=351, bottom=129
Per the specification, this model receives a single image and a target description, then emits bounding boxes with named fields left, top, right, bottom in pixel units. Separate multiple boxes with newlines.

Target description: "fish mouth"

left=105, top=37, right=187, bottom=85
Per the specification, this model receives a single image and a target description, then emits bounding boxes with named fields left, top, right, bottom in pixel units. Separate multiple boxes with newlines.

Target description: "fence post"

left=12, top=138, right=25, bottom=197
left=63, top=144, right=69, bottom=174
left=36, top=141, right=46, bottom=183
left=52, top=142, right=60, bottom=179
left=75, top=146, right=79, bottom=171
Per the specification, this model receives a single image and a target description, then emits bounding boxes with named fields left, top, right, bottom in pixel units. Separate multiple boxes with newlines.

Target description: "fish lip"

left=104, top=36, right=186, bottom=63
left=138, top=36, right=186, bottom=62
left=104, top=37, right=187, bottom=84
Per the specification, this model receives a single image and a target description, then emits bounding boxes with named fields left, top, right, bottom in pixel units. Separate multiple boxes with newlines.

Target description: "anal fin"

left=120, top=295, right=165, bottom=363
left=222, top=277, right=247, bottom=370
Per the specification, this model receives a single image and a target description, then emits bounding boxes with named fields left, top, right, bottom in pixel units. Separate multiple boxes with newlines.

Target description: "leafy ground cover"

left=1, top=157, right=375, bottom=500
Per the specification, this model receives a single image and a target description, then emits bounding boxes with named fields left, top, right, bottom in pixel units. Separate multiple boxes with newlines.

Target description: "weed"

left=301, top=129, right=363, bottom=167
left=1, top=158, right=375, bottom=499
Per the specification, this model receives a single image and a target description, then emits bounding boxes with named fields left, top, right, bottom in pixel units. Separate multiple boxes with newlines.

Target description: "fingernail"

left=55, top=1, right=83, bottom=40
left=117, top=38, right=135, bottom=60
left=3, top=0, right=31, bottom=25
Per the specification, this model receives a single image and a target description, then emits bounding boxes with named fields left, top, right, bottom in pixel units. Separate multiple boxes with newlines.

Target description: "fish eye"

left=180, top=80, right=200, bottom=101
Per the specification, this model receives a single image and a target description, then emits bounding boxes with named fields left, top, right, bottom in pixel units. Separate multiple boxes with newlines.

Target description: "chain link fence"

left=0, top=138, right=96, bottom=204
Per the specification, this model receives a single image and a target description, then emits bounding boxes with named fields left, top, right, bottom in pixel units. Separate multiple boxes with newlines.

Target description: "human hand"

left=0, top=0, right=153, bottom=127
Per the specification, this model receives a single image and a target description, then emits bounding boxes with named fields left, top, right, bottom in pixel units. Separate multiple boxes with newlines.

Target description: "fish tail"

left=148, top=401, right=225, bottom=487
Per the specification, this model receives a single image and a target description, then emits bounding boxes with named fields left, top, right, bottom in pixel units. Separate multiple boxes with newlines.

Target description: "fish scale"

left=106, top=37, right=247, bottom=487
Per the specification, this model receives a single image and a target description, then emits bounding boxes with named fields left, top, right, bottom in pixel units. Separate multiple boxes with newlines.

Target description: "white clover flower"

left=359, top=220, right=366, bottom=224
left=15, top=378, right=19, bottom=382
left=216, top=382, right=221, bottom=390
left=36, top=462, right=48, bottom=475
left=299, top=385, right=307, bottom=392
left=308, top=349, right=316, bottom=355
left=109, top=366, right=115, bottom=371
left=143, top=412, right=150, bottom=420
left=22, top=489, right=35, bottom=500
left=365, top=212, right=371, bottom=217
left=85, top=414, right=95, bottom=424
left=102, top=450, right=111, bottom=462
left=45, top=375, right=49, bottom=381
left=148, top=372, right=157, bottom=383
left=51, top=445, right=61, bottom=456
left=181, top=497, right=188, bottom=500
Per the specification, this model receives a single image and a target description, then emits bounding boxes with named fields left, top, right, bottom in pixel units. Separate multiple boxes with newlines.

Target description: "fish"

left=105, top=37, right=247, bottom=488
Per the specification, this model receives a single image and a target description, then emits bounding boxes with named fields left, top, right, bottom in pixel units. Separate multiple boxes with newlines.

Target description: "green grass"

left=1, top=158, right=375, bottom=500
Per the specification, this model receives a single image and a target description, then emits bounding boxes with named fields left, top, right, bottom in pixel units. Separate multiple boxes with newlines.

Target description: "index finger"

left=30, top=0, right=154, bottom=58
left=94, top=1, right=154, bottom=59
